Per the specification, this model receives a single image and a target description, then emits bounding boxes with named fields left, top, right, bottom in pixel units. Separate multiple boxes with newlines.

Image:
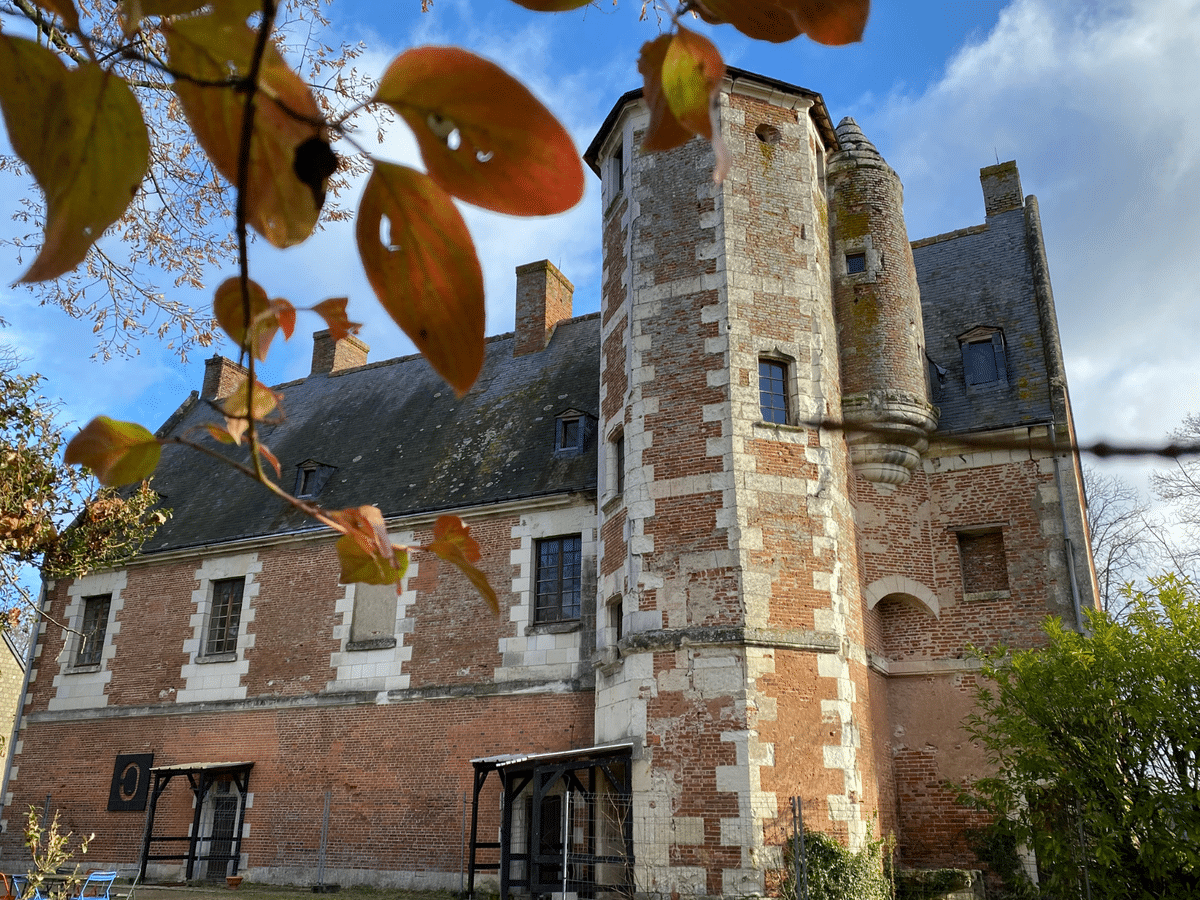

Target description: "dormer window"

left=959, top=326, right=1007, bottom=386
left=555, top=409, right=594, bottom=455
left=294, top=460, right=335, bottom=498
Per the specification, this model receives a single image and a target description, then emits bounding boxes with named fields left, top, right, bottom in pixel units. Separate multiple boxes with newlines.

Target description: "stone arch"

left=865, top=575, right=940, bottom=618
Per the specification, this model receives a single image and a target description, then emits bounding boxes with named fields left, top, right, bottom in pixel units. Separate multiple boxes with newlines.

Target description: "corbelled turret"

left=828, top=117, right=938, bottom=483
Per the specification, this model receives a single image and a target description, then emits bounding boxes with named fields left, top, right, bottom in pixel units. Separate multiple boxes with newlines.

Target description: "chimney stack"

left=202, top=355, right=249, bottom=400
left=514, top=260, right=573, bottom=357
left=311, top=329, right=369, bottom=375
left=980, top=160, right=1023, bottom=217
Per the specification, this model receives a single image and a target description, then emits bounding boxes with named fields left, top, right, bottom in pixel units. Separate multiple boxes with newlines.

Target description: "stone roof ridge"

left=834, top=116, right=881, bottom=159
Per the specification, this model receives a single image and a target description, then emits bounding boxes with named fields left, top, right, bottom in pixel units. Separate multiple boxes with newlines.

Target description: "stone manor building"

left=0, top=69, right=1096, bottom=896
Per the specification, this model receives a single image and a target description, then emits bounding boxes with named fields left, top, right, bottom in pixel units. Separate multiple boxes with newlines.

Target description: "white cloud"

left=857, top=0, right=1200, bottom=456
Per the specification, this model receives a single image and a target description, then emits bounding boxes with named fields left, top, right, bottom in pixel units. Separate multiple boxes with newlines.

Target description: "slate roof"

left=142, top=315, right=600, bottom=555
left=914, top=205, right=1056, bottom=435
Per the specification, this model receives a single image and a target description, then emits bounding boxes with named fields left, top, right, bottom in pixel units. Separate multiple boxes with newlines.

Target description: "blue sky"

left=2, top=0, right=1199, bottom=499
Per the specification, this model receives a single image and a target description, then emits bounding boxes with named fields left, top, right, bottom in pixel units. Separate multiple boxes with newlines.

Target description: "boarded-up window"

left=958, top=530, right=1009, bottom=595
left=349, top=583, right=398, bottom=649
left=961, top=330, right=1007, bottom=386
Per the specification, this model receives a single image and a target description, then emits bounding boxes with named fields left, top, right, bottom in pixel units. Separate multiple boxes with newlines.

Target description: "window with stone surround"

left=74, top=593, right=111, bottom=667
left=348, top=582, right=398, bottom=650
left=204, top=577, right=244, bottom=656
left=957, top=529, right=1010, bottom=599
left=758, top=357, right=790, bottom=425
left=535, top=535, right=582, bottom=623
left=960, top=326, right=1007, bottom=387
left=610, top=429, right=625, bottom=496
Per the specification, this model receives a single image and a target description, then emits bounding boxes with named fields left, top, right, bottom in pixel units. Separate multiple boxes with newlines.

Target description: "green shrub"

left=779, top=828, right=893, bottom=900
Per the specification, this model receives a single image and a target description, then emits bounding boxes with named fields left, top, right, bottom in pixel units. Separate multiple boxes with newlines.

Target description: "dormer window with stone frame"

left=555, top=409, right=594, bottom=455
left=959, top=326, right=1008, bottom=387
left=294, top=459, right=335, bottom=498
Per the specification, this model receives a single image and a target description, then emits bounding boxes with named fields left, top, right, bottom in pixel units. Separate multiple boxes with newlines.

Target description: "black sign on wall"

left=107, top=754, right=153, bottom=811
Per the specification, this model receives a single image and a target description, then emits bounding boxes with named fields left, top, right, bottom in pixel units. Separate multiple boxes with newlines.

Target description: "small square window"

left=958, top=530, right=1009, bottom=595
left=535, top=536, right=582, bottom=623
left=759, top=359, right=789, bottom=425
left=205, top=578, right=244, bottom=656
left=846, top=252, right=867, bottom=275
left=75, top=594, right=111, bottom=667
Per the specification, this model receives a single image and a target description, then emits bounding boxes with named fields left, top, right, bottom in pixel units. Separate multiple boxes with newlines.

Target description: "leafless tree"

left=1084, top=466, right=1154, bottom=616
left=1150, top=412, right=1200, bottom=584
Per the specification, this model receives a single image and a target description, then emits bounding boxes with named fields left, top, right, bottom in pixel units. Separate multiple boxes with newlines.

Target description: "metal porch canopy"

left=138, top=761, right=254, bottom=882
left=467, top=743, right=634, bottom=900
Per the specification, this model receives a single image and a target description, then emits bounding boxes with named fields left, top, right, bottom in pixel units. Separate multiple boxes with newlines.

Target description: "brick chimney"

left=514, top=260, right=573, bottom=357
left=311, top=329, right=369, bottom=375
left=980, top=160, right=1023, bottom=217
left=202, top=355, right=249, bottom=400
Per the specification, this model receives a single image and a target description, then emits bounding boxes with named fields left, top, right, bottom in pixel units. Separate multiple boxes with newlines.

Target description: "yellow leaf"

left=661, top=27, right=725, bottom=141
left=312, top=297, right=362, bottom=344
left=336, top=536, right=408, bottom=585
left=65, top=417, right=161, bottom=487
left=693, top=0, right=868, bottom=45
left=638, top=36, right=692, bottom=153
left=423, top=515, right=497, bottom=613
left=375, top=47, right=583, bottom=217
left=164, top=15, right=327, bottom=248
left=355, top=162, right=484, bottom=396
left=329, top=506, right=408, bottom=585
left=212, top=277, right=294, bottom=361
left=204, top=423, right=238, bottom=444
left=125, top=0, right=257, bottom=22
left=0, top=37, right=149, bottom=282
left=219, top=377, right=280, bottom=444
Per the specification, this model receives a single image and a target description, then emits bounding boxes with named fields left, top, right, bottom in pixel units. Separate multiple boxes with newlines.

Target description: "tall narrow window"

left=535, top=536, right=582, bottom=623
left=349, top=583, right=399, bottom=650
left=759, top=359, right=789, bottom=424
left=75, top=594, right=112, bottom=667
left=205, top=578, right=244, bottom=655
left=612, top=430, right=625, bottom=496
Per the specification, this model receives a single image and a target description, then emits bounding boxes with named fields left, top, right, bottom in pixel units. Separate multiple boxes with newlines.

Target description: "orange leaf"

left=312, top=297, right=362, bottom=344
left=212, top=276, right=291, bottom=361
left=0, top=37, right=149, bottom=282
left=424, top=515, right=497, bottom=613
left=65, top=417, right=161, bottom=487
left=375, top=47, right=583, bottom=217
left=638, top=36, right=692, bottom=153
left=355, top=162, right=484, bottom=396
left=662, top=26, right=725, bottom=141
left=257, top=442, right=282, bottom=478
left=693, top=0, right=868, bottom=45
left=164, top=15, right=326, bottom=248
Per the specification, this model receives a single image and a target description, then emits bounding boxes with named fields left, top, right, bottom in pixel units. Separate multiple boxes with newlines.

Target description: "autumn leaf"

left=0, top=37, right=149, bottom=282
left=257, top=442, right=282, bottom=477
left=212, top=277, right=294, bottom=361
left=329, top=506, right=407, bottom=585
left=638, top=36, right=692, bottom=153
left=355, top=162, right=484, bottom=396
left=313, top=297, right=362, bottom=343
left=164, top=14, right=328, bottom=248
left=65, top=417, right=161, bottom=487
left=639, top=30, right=730, bottom=181
left=375, top=46, right=583, bottom=216
left=126, top=0, right=258, bottom=22
left=424, top=515, right=498, bottom=613
left=204, top=424, right=238, bottom=445
left=662, top=27, right=725, bottom=141
left=693, top=0, right=869, bottom=46
left=219, top=377, right=280, bottom=444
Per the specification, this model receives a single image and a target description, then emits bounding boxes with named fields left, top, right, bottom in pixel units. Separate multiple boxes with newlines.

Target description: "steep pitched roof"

left=142, top=315, right=600, bottom=555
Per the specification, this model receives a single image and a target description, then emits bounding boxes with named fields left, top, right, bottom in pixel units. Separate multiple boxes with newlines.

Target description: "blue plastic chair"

left=72, top=873, right=117, bottom=900
left=9, top=875, right=44, bottom=900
